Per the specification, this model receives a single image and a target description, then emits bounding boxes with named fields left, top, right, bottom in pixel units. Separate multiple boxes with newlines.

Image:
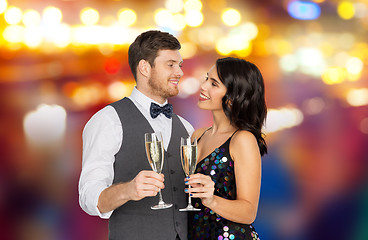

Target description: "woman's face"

left=197, top=65, right=227, bottom=111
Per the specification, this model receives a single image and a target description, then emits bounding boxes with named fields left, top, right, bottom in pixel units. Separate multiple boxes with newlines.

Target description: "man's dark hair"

left=128, top=30, right=181, bottom=80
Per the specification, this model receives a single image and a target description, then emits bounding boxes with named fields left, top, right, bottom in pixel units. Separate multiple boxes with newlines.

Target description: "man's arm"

left=78, top=106, right=121, bottom=218
left=97, top=171, right=165, bottom=213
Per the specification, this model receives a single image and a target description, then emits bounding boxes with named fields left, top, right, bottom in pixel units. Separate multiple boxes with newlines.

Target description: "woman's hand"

left=185, top=173, right=215, bottom=207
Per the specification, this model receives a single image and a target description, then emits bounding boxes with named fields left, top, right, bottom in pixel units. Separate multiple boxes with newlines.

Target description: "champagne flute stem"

left=188, top=184, right=192, bottom=206
left=158, top=189, right=164, bottom=205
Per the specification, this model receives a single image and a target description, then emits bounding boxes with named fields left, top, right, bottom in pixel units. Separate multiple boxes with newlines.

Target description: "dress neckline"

left=196, top=129, right=239, bottom=164
left=197, top=136, right=232, bottom=164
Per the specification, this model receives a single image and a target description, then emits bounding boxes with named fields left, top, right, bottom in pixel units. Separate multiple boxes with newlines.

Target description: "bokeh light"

left=346, top=88, right=368, bottom=106
left=117, top=8, right=137, bottom=27
left=0, top=0, right=7, bottom=14
left=222, top=8, right=241, bottom=26
left=23, top=104, right=67, bottom=146
left=4, top=6, right=23, bottom=25
left=185, top=10, right=203, bottom=27
left=337, top=1, right=355, bottom=20
left=22, top=9, right=41, bottom=27
left=288, top=1, right=321, bottom=20
left=80, top=8, right=100, bottom=26
left=42, top=6, right=63, bottom=25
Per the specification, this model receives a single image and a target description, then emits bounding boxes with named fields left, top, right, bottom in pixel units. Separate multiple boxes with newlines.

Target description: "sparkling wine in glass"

left=145, top=132, right=173, bottom=210
left=179, top=136, right=201, bottom=211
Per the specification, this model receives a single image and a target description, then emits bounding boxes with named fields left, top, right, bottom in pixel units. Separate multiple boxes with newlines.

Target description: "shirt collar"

left=130, top=87, right=168, bottom=113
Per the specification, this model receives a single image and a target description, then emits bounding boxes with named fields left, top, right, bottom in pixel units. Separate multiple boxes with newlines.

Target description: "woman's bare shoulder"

left=192, top=127, right=211, bottom=140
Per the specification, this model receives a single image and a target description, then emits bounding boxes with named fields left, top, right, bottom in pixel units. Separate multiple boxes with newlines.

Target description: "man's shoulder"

left=176, top=114, right=194, bottom=134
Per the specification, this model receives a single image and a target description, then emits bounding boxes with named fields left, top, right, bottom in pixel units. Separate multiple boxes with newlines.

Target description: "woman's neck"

left=210, top=110, right=237, bottom=134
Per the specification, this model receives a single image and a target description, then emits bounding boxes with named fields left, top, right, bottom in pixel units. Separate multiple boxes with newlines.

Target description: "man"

left=79, top=30, right=194, bottom=240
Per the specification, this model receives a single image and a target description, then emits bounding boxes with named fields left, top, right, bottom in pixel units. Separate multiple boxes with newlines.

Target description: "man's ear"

left=137, top=59, right=151, bottom=78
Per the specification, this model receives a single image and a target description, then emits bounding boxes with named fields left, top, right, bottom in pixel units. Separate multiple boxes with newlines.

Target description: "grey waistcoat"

left=109, top=98, right=189, bottom=240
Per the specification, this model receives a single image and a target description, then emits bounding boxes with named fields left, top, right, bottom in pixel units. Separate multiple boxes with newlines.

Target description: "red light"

left=104, top=58, right=121, bottom=74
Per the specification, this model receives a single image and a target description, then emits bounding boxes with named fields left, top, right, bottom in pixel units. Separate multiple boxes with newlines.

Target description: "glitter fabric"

left=188, top=136, right=260, bottom=240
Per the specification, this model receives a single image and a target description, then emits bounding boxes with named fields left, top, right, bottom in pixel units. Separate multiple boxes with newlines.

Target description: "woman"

left=186, top=57, right=267, bottom=240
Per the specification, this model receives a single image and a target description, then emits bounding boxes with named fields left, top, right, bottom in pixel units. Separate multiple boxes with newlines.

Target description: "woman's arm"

left=187, top=130, right=262, bottom=224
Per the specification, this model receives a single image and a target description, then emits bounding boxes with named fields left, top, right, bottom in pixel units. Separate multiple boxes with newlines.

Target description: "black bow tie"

left=150, top=102, right=173, bottom=119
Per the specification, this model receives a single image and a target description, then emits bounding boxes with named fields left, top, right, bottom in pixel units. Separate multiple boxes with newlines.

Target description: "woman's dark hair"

left=216, top=57, right=267, bottom=156
left=128, top=30, right=181, bottom=80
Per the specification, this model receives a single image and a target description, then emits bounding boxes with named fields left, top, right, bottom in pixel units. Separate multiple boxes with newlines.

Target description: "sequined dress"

left=188, top=132, right=260, bottom=240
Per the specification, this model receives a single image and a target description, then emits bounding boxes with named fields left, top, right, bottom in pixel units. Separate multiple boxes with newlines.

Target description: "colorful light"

left=22, top=9, right=41, bottom=27
left=165, top=0, right=184, bottom=13
left=80, top=7, right=99, bottom=26
left=104, top=58, right=121, bottom=74
left=322, top=67, right=346, bottom=85
left=0, top=0, right=7, bottom=14
left=346, top=88, right=368, bottom=106
left=23, top=104, right=67, bottom=146
left=4, top=6, right=23, bottom=25
left=3, top=25, right=24, bottom=43
left=43, top=6, right=62, bottom=25
left=264, top=107, right=304, bottom=133
left=221, top=8, right=241, bottom=26
left=154, top=8, right=173, bottom=27
left=185, top=10, right=203, bottom=27
left=184, top=0, right=202, bottom=12
left=117, top=8, right=137, bottom=27
left=345, top=57, right=363, bottom=75
left=337, top=1, right=355, bottom=20
left=288, top=1, right=321, bottom=20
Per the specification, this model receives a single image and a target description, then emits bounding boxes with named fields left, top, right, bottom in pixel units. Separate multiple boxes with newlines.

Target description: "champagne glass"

left=179, top=136, right=201, bottom=211
left=144, top=132, right=173, bottom=210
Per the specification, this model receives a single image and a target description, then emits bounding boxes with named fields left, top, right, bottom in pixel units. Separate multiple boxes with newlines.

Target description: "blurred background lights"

left=117, top=8, right=137, bottom=27
left=360, top=118, right=368, bottom=134
left=184, top=0, right=202, bottom=12
left=3, top=25, right=24, bottom=43
left=216, top=37, right=233, bottom=55
left=353, top=3, right=367, bottom=18
left=222, top=8, right=241, bottom=26
left=264, top=107, right=304, bottom=133
left=180, top=42, right=197, bottom=59
left=346, top=88, right=368, bottom=107
left=22, top=9, right=41, bottom=27
left=4, top=6, right=23, bottom=25
left=178, top=77, right=200, bottom=98
left=337, top=1, right=355, bottom=20
left=52, top=24, right=72, bottom=48
left=24, top=26, right=43, bottom=48
left=0, top=0, right=7, bottom=14
left=171, top=13, right=186, bottom=31
left=322, top=67, right=346, bottom=85
left=23, top=104, right=67, bottom=146
left=154, top=8, right=173, bottom=27
left=345, top=57, right=363, bottom=75
left=302, top=97, right=325, bottom=115
left=107, top=81, right=135, bottom=101
left=288, top=1, right=321, bottom=20
left=165, top=0, right=184, bottom=13
left=185, top=10, right=203, bottom=27
left=104, top=58, right=121, bottom=74
left=280, top=54, right=298, bottom=72
left=42, top=6, right=62, bottom=26
left=296, top=48, right=325, bottom=76
left=80, top=8, right=100, bottom=26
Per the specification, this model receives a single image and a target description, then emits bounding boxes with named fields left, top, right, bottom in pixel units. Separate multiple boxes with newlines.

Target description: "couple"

left=79, top=30, right=267, bottom=240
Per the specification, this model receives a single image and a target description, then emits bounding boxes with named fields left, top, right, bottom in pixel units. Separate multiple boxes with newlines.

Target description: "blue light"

left=288, top=1, right=321, bottom=20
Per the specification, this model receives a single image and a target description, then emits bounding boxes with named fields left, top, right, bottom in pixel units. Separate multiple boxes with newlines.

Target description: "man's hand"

left=97, top=170, right=165, bottom=213
left=127, top=170, right=165, bottom=201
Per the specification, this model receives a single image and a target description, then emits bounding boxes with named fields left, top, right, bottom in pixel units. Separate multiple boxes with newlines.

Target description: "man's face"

left=148, top=49, right=183, bottom=101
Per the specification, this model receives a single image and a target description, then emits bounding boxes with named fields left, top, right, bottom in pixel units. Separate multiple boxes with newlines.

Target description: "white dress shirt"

left=78, top=88, right=194, bottom=219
